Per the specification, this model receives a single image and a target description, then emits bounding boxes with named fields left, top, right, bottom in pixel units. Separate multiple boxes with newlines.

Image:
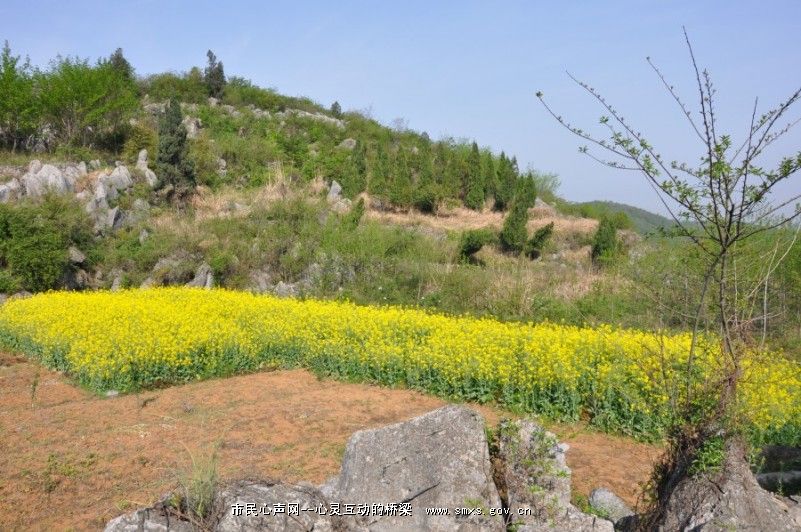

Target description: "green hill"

left=563, top=200, right=674, bottom=234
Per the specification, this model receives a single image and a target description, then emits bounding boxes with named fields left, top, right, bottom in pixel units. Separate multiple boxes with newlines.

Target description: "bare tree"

left=537, top=28, right=800, bottom=435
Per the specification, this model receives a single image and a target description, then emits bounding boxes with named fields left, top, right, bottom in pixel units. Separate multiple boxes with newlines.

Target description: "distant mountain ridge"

left=572, top=200, right=674, bottom=234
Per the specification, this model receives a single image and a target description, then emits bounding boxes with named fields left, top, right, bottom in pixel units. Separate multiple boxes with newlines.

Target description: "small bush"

left=344, top=197, right=366, bottom=229
left=413, top=184, right=440, bottom=214
left=591, top=216, right=622, bottom=267
left=459, top=228, right=496, bottom=262
left=499, top=202, right=529, bottom=254
left=122, top=122, right=158, bottom=165
left=525, top=222, right=554, bottom=259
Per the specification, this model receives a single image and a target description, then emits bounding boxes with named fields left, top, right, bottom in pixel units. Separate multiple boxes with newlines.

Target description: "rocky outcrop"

left=338, top=138, right=357, bottom=150
left=497, top=420, right=613, bottom=531
left=276, top=109, right=345, bottom=129
left=186, top=263, right=214, bottom=289
left=0, top=178, right=21, bottom=203
left=216, top=481, right=333, bottom=532
left=106, top=406, right=612, bottom=532
left=648, top=440, right=800, bottom=531
left=330, top=405, right=505, bottom=531
left=135, top=149, right=159, bottom=187
left=21, top=161, right=73, bottom=197
left=182, top=116, right=201, bottom=139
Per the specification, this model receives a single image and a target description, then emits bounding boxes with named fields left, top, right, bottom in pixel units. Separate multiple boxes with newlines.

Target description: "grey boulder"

left=215, top=480, right=333, bottom=532
left=588, top=487, right=633, bottom=525
left=332, top=405, right=505, bottom=531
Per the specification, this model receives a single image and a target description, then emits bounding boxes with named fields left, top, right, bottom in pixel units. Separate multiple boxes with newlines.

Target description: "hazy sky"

left=2, top=0, right=799, bottom=213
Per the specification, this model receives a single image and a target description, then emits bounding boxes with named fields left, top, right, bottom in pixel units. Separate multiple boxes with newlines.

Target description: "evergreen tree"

left=204, top=50, right=226, bottom=98
left=499, top=177, right=538, bottom=253
left=482, top=151, right=497, bottom=202
left=389, top=149, right=413, bottom=208
left=108, top=48, right=134, bottom=82
left=464, top=142, right=484, bottom=210
left=344, top=197, right=365, bottom=229
left=499, top=200, right=529, bottom=253
left=417, top=142, right=434, bottom=188
left=515, top=174, right=537, bottom=210
left=369, top=143, right=390, bottom=200
left=330, top=101, right=342, bottom=118
left=156, top=97, right=195, bottom=197
left=412, top=142, right=440, bottom=213
left=591, top=216, right=621, bottom=267
left=495, top=152, right=521, bottom=211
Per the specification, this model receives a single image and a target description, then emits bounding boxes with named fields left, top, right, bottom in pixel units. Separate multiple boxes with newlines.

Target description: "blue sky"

left=2, top=0, right=799, bottom=213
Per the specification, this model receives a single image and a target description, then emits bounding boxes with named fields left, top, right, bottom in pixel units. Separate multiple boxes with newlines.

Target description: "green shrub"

left=122, top=122, right=157, bottom=165
left=344, top=197, right=365, bottom=229
left=591, top=216, right=622, bottom=267
left=459, top=228, right=496, bottom=262
left=413, top=184, right=440, bottom=214
left=499, top=202, right=529, bottom=254
left=0, top=196, right=95, bottom=292
left=0, top=269, right=20, bottom=293
left=525, top=222, right=554, bottom=259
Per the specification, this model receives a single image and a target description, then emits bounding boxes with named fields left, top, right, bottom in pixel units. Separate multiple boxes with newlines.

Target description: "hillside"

left=0, top=44, right=799, bottom=349
left=563, top=200, right=674, bottom=234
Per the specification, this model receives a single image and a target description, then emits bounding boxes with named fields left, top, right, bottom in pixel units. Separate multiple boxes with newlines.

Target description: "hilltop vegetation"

left=0, top=42, right=800, bottom=355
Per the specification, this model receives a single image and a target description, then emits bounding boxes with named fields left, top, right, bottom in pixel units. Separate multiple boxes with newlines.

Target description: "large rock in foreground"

left=330, top=404, right=504, bottom=531
left=649, top=439, right=800, bottom=531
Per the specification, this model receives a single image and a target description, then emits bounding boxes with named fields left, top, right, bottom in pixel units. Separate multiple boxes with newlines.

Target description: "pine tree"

left=499, top=177, right=538, bottom=253
left=499, top=200, right=529, bottom=253
left=413, top=142, right=440, bottom=213
left=204, top=50, right=226, bottom=98
left=515, top=174, right=537, bottom=210
left=464, top=142, right=485, bottom=210
left=330, top=101, right=342, bottom=118
left=482, top=151, right=497, bottom=202
left=108, top=48, right=134, bottom=81
left=493, top=152, right=513, bottom=210
left=389, top=149, right=413, bottom=208
left=156, top=97, right=195, bottom=198
left=591, top=216, right=621, bottom=267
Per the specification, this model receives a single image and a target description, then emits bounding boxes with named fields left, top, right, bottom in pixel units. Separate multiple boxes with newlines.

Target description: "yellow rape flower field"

left=0, top=287, right=799, bottom=444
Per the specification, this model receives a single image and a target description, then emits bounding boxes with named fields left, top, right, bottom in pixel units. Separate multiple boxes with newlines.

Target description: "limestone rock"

left=215, top=480, right=334, bottom=532
left=338, top=138, right=357, bottom=150
left=104, top=503, right=193, bottom=532
left=182, top=116, right=201, bottom=139
left=272, top=281, right=299, bottom=298
left=498, top=420, right=613, bottom=531
left=107, top=165, right=133, bottom=191
left=589, top=487, right=633, bottom=525
left=0, top=178, right=20, bottom=203
left=248, top=270, right=272, bottom=294
left=186, top=263, right=214, bottom=289
left=653, top=440, right=798, bottom=531
left=327, top=180, right=343, bottom=202
left=22, top=162, right=72, bottom=197
left=68, top=246, right=87, bottom=264
left=333, top=405, right=505, bottom=531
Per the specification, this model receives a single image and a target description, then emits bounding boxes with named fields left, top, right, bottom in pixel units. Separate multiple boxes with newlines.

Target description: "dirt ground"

left=0, top=352, right=661, bottom=531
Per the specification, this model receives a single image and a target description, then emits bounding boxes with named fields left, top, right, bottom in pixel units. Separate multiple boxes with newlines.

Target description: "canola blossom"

left=0, top=288, right=798, bottom=443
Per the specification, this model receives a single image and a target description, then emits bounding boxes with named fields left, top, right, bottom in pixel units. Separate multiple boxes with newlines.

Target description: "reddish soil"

left=0, top=352, right=661, bottom=531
